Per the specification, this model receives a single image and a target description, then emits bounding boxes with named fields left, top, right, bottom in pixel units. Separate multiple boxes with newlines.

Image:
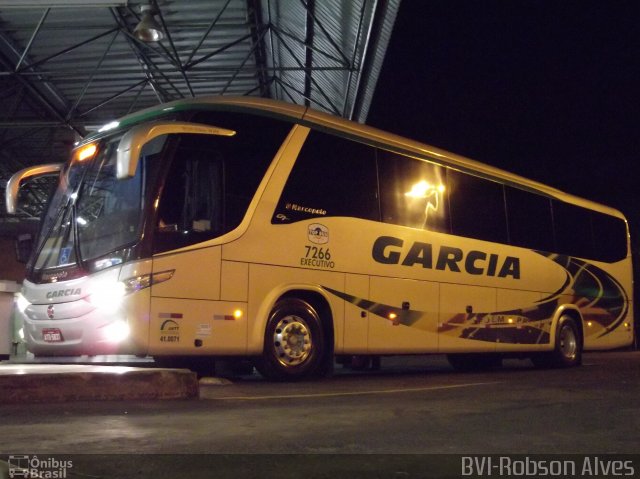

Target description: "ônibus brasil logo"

left=7, top=455, right=73, bottom=478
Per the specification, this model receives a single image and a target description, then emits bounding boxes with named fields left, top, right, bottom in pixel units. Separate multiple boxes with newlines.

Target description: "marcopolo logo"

left=8, top=455, right=73, bottom=478
left=308, top=223, right=329, bottom=244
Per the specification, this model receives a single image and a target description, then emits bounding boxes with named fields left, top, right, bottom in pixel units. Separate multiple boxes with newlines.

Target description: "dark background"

left=368, top=0, right=639, bottom=250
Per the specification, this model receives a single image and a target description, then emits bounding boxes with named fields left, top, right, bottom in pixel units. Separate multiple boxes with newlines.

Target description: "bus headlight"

left=102, top=320, right=130, bottom=343
left=88, top=280, right=125, bottom=313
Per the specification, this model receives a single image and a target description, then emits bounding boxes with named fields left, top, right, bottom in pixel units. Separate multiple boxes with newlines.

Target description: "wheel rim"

left=272, top=314, right=313, bottom=367
left=559, top=323, right=578, bottom=360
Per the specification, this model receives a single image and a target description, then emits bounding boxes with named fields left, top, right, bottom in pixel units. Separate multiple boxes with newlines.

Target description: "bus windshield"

left=33, top=136, right=144, bottom=272
left=76, top=138, right=144, bottom=262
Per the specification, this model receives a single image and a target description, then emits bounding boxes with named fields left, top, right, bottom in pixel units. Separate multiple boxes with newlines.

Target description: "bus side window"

left=591, top=211, right=627, bottom=262
left=273, top=131, right=379, bottom=224
left=377, top=151, right=450, bottom=233
left=447, top=169, right=508, bottom=244
left=505, top=186, right=554, bottom=253
left=156, top=158, right=184, bottom=232
left=154, top=137, right=224, bottom=252
left=553, top=200, right=595, bottom=260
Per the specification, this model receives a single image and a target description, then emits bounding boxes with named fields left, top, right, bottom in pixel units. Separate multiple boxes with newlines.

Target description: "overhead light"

left=133, top=3, right=164, bottom=42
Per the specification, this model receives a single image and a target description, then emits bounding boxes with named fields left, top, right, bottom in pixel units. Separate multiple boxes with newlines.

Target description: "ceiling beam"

left=302, top=0, right=315, bottom=107
left=0, top=47, right=82, bottom=136
left=246, top=0, right=270, bottom=97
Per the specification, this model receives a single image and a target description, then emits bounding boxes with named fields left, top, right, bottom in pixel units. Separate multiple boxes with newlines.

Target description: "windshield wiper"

left=69, top=198, right=85, bottom=266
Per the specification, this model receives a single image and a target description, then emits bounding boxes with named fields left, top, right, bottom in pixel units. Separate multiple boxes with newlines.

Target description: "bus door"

left=117, top=121, right=240, bottom=355
left=149, top=129, right=244, bottom=355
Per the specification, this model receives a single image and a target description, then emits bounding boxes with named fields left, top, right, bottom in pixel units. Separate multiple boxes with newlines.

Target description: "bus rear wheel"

left=531, top=315, right=582, bottom=368
left=255, top=298, right=325, bottom=381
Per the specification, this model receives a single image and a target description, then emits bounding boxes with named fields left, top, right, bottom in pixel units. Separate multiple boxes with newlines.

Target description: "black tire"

left=447, top=353, right=502, bottom=372
left=531, top=315, right=582, bottom=368
left=254, top=298, right=325, bottom=381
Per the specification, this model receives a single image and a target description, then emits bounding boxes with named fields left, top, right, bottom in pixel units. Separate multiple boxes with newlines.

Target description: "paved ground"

left=0, top=364, right=198, bottom=403
left=0, top=351, right=638, bottom=478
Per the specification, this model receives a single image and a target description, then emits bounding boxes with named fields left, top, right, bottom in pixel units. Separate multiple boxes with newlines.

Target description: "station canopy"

left=0, top=0, right=400, bottom=218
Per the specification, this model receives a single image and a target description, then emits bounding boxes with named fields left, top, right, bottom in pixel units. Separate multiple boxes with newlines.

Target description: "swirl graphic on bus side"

left=537, top=252, right=629, bottom=338
left=323, top=253, right=628, bottom=345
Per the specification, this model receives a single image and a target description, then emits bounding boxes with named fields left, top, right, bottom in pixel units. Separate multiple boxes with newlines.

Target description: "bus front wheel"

left=531, top=315, right=582, bottom=368
left=255, top=298, right=325, bottom=381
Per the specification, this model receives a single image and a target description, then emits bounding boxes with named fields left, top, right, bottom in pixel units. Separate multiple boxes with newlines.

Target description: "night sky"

left=368, top=0, right=640, bottom=247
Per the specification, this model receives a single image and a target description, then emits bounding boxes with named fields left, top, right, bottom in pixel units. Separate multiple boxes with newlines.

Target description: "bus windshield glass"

left=76, top=139, right=144, bottom=262
left=33, top=136, right=144, bottom=271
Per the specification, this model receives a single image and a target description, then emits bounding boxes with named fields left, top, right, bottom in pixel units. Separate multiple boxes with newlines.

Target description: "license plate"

left=42, top=328, right=64, bottom=342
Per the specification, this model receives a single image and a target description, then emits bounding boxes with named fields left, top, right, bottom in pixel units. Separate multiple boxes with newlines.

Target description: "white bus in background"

left=5, top=96, right=634, bottom=380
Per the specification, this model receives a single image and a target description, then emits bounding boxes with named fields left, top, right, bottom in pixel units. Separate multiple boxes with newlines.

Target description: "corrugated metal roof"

left=0, top=0, right=400, bottom=217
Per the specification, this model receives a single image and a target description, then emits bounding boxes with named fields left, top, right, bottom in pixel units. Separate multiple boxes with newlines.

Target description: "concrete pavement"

left=0, top=363, right=198, bottom=403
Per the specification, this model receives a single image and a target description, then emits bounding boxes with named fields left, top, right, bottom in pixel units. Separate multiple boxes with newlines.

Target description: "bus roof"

left=87, top=95, right=625, bottom=220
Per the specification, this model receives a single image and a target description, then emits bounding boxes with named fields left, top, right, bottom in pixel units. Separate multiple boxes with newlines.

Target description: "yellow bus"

left=6, top=96, right=634, bottom=380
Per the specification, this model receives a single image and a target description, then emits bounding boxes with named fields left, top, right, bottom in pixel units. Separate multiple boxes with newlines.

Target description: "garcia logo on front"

left=46, top=288, right=81, bottom=299
left=8, top=455, right=73, bottom=478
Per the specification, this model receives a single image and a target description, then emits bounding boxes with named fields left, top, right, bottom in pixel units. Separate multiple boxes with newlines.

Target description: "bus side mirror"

left=116, top=121, right=236, bottom=179
left=14, top=233, right=33, bottom=263
left=5, top=163, right=62, bottom=214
